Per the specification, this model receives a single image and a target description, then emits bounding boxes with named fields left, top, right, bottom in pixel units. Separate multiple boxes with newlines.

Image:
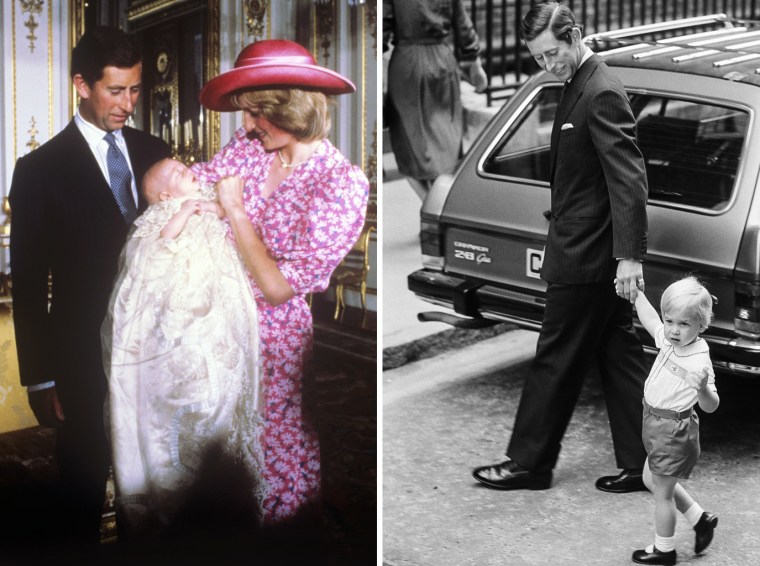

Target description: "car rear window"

left=482, top=86, right=748, bottom=212
left=482, top=87, right=560, bottom=184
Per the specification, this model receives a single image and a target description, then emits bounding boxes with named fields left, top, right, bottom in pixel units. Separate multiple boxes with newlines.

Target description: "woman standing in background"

left=384, top=0, right=487, bottom=201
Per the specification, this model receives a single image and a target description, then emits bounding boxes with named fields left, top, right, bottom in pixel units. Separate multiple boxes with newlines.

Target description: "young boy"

left=103, top=158, right=266, bottom=539
left=629, top=276, right=720, bottom=565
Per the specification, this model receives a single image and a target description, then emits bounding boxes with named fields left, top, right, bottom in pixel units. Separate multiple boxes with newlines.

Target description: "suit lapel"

left=122, top=126, right=155, bottom=212
left=59, top=121, right=126, bottom=218
left=60, top=120, right=109, bottom=186
left=549, top=55, right=602, bottom=184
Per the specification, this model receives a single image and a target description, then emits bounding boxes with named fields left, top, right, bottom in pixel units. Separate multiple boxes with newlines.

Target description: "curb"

left=382, top=329, right=537, bottom=406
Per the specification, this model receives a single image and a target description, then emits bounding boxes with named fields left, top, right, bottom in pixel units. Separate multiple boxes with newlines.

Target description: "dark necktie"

left=559, top=81, right=569, bottom=105
left=104, top=132, right=137, bottom=223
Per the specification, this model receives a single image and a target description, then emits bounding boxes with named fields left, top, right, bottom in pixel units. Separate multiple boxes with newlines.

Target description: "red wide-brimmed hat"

left=199, top=39, right=356, bottom=111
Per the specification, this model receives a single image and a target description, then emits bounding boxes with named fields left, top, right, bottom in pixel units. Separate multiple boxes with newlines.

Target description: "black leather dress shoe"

left=632, top=546, right=676, bottom=565
left=595, top=469, right=647, bottom=493
left=471, top=459, right=551, bottom=491
left=694, top=511, right=718, bottom=553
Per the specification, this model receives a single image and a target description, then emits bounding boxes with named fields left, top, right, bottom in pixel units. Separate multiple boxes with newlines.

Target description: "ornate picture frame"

left=128, top=0, right=220, bottom=164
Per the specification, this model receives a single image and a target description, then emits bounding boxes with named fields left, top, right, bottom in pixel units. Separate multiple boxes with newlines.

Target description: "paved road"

left=383, top=124, right=753, bottom=566
left=383, top=337, right=760, bottom=566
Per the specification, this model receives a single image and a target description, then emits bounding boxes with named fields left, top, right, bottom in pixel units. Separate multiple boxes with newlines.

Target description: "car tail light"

left=420, top=220, right=443, bottom=258
left=735, top=281, right=760, bottom=338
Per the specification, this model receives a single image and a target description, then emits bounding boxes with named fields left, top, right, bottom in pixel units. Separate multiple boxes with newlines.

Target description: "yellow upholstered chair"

left=332, top=225, right=376, bottom=325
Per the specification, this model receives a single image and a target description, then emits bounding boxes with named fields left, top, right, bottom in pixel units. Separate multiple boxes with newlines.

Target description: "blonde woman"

left=194, top=40, right=369, bottom=537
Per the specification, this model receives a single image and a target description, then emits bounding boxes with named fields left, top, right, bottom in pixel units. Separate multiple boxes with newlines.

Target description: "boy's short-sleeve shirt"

left=643, top=324, right=716, bottom=412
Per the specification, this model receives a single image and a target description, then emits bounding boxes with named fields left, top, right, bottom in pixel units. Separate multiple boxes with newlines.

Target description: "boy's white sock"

left=684, top=502, right=705, bottom=527
left=654, top=533, right=676, bottom=552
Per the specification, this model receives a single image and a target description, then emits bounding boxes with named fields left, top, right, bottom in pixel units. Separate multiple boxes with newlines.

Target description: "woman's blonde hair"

left=660, top=276, right=714, bottom=328
left=231, top=88, right=332, bottom=141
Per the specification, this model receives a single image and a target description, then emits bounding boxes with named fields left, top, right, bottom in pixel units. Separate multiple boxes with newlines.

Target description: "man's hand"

left=28, top=386, right=65, bottom=428
left=615, top=259, right=644, bottom=304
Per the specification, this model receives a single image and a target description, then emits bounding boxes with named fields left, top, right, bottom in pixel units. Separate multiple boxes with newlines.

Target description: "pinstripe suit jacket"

left=9, top=121, right=170, bottom=401
left=542, top=54, right=648, bottom=284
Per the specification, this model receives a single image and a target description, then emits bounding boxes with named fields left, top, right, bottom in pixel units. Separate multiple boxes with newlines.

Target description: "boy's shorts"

left=642, top=399, right=700, bottom=479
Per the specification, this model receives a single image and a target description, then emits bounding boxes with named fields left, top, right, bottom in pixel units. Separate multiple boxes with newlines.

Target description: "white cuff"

left=27, top=381, right=55, bottom=392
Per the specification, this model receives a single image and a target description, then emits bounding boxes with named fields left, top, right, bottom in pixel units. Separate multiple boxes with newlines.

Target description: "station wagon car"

left=408, top=14, right=760, bottom=376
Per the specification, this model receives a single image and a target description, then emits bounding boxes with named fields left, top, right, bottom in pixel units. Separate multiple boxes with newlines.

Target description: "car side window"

left=631, top=94, right=747, bottom=212
left=481, top=88, right=747, bottom=213
left=481, top=86, right=561, bottom=183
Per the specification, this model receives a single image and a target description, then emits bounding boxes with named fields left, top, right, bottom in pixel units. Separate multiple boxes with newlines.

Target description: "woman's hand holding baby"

left=216, top=176, right=246, bottom=219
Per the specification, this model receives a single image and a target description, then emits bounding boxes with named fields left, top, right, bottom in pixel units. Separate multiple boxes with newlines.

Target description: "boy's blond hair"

left=660, top=276, right=714, bottom=328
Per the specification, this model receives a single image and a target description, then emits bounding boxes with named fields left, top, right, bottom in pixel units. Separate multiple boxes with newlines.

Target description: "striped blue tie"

left=104, top=132, right=137, bottom=224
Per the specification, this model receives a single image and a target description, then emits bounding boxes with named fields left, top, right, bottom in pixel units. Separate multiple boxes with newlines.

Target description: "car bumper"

left=408, top=268, right=760, bottom=377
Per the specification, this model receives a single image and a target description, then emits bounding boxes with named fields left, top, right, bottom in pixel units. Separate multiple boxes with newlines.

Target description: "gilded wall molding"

left=370, top=2, right=378, bottom=197
left=366, top=0, right=376, bottom=49
left=314, top=0, right=335, bottom=64
left=20, top=0, right=45, bottom=52
left=48, top=0, right=53, bottom=137
left=205, top=1, right=221, bottom=157
left=126, top=0, right=187, bottom=21
left=360, top=1, right=366, bottom=172
left=69, top=0, right=86, bottom=119
left=26, top=116, right=41, bottom=153
left=12, top=0, right=18, bottom=164
left=245, top=0, right=268, bottom=39
left=12, top=0, right=53, bottom=163
left=366, top=125, right=377, bottom=222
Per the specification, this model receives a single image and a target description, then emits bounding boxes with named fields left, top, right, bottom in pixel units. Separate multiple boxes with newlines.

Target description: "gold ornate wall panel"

left=306, top=1, right=377, bottom=195
left=300, top=1, right=377, bottom=318
left=1, top=1, right=61, bottom=432
left=68, top=0, right=85, bottom=119
left=244, top=0, right=269, bottom=39
left=9, top=0, right=55, bottom=165
left=127, top=0, right=221, bottom=163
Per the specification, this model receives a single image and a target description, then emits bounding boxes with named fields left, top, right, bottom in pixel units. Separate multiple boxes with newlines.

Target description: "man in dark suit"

left=472, top=2, right=649, bottom=493
left=9, top=26, right=171, bottom=547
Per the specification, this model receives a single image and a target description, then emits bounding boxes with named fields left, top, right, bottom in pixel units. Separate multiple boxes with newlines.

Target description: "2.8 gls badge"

left=453, top=241, right=493, bottom=265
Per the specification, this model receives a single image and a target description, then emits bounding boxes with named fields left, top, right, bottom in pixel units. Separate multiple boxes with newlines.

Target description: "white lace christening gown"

left=103, top=189, right=266, bottom=537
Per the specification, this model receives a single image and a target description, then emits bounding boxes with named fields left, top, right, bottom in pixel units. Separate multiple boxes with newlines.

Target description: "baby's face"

left=163, top=160, right=200, bottom=197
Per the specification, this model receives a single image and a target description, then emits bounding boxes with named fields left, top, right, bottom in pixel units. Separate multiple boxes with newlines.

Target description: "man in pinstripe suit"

left=473, top=2, right=649, bottom=493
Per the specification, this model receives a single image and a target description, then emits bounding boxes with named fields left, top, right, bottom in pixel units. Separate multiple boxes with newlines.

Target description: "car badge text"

left=453, top=241, right=493, bottom=264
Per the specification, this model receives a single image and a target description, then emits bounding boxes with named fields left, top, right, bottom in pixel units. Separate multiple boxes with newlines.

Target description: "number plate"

left=526, top=248, right=543, bottom=279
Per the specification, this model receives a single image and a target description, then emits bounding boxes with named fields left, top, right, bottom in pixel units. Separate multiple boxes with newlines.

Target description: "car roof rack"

left=585, top=13, right=730, bottom=42
left=585, top=14, right=760, bottom=86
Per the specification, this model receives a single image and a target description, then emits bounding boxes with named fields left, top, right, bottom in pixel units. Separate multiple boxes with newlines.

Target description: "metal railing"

left=469, top=0, right=760, bottom=106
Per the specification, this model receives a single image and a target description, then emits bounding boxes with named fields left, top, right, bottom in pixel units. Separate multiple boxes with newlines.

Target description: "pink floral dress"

left=193, top=128, right=369, bottom=523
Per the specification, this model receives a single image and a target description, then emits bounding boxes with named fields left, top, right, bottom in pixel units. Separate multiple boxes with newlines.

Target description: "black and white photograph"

left=383, top=1, right=760, bottom=565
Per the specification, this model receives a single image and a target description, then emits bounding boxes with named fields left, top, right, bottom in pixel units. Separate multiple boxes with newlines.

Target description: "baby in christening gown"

left=103, top=158, right=266, bottom=538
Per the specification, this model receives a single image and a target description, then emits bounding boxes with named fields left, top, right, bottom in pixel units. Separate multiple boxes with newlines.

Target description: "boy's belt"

left=643, top=399, right=694, bottom=420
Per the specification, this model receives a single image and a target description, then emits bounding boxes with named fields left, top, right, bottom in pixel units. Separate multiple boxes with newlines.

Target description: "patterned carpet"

left=0, top=312, right=377, bottom=565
